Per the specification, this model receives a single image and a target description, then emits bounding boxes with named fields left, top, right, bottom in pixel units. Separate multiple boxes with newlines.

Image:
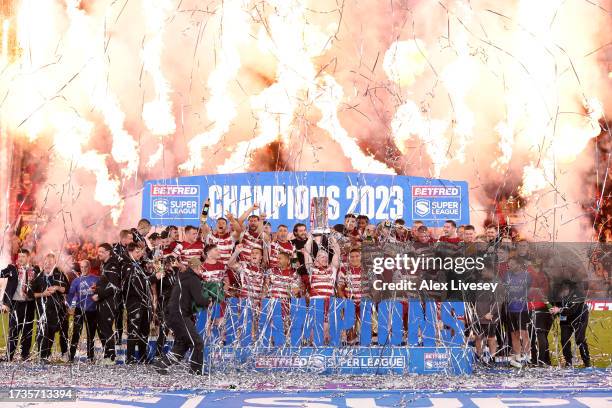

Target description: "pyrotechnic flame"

left=440, top=1, right=476, bottom=163
left=219, top=0, right=392, bottom=174
left=521, top=97, right=603, bottom=197
left=385, top=39, right=452, bottom=177
left=141, top=0, right=176, bottom=139
left=390, top=101, right=449, bottom=177
left=218, top=0, right=321, bottom=173
left=1, top=19, right=9, bottom=66
left=1, top=0, right=609, bottom=242
left=315, top=74, right=395, bottom=174
left=65, top=1, right=139, bottom=179
left=491, top=122, right=514, bottom=170
left=180, top=0, right=251, bottom=173
left=51, top=112, right=121, bottom=207
left=146, top=144, right=164, bottom=169
left=382, top=40, right=428, bottom=88
left=0, top=132, right=10, bottom=265
left=388, top=1, right=477, bottom=174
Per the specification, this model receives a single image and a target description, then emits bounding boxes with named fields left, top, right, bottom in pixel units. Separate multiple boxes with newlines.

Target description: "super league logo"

left=414, top=199, right=430, bottom=216
left=152, top=198, right=169, bottom=216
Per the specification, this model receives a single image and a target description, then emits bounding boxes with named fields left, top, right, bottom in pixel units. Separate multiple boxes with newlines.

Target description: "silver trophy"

left=310, top=197, right=331, bottom=235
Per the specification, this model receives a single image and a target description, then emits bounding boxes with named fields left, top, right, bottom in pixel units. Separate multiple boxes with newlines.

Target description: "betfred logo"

left=151, top=184, right=199, bottom=196
left=412, top=186, right=460, bottom=197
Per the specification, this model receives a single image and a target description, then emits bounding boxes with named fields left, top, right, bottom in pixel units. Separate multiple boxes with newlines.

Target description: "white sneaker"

left=99, top=358, right=115, bottom=366
left=509, top=355, right=522, bottom=368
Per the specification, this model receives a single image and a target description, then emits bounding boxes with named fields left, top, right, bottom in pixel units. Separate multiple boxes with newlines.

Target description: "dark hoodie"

left=95, top=256, right=122, bottom=308
left=121, top=258, right=152, bottom=305
left=166, top=268, right=210, bottom=320
left=30, top=267, right=68, bottom=323
left=552, top=278, right=588, bottom=317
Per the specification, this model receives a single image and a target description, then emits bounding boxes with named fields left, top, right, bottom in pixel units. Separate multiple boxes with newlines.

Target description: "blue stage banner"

left=203, top=346, right=473, bottom=375
left=142, top=172, right=469, bottom=228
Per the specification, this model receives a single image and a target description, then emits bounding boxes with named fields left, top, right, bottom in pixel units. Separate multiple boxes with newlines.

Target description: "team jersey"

left=344, top=229, right=361, bottom=240
left=268, top=240, right=295, bottom=268
left=162, top=241, right=180, bottom=259
left=438, top=236, right=462, bottom=244
left=173, top=240, right=205, bottom=264
left=267, top=266, right=299, bottom=299
left=309, top=265, right=337, bottom=298
left=240, top=229, right=264, bottom=261
left=200, top=261, right=226, bottom=284
left=338, top=264, right=365, bottom=303
left=206, top=232, right=235, bottom=266
left=237, top=261, right=265, bottom=299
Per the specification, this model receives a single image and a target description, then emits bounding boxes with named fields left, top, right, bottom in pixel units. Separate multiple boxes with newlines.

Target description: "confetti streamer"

left=0, top=0, right=610, bottom=392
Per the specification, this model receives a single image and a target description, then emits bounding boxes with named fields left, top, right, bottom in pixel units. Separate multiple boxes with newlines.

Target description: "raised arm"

left=304, top=235, right=314, bottom=269
left=237, top=203, right=259, bottom=227
left=227, top=244, right=243, bottom=271
left=329, top=236, right=341, bottom=270
left=262, top=241, right=270, bottom=269
left=201, top=223, right=211, bottom=241
left=226, top=211, right=243, bottom=239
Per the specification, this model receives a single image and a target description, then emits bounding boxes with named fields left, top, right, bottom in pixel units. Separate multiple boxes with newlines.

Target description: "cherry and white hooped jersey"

left=268, top=240, right=296, bottom=268
left=338, top=264, right=365, bottom=303
left=268, top=266, right=299, bottom=299
left=238, top=261, right=265, bottom=299
left=173, top=240, right=205, bottom=264
left=162, top=241, right=179, bottom=259
left=206, top=232, right=235, bottom=266
left=199, top=261, right=226, bottom=284
left=309, top=264, right=337, bottom=298
left=240, top=229, right=263, bottom=261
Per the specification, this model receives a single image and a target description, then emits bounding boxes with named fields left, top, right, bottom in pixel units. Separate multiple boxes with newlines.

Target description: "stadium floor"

left=0, top=387, right=610, bottom=407
left=0, top=365, right=610, bottom=407
left=0, top=390, right=612, bottom=408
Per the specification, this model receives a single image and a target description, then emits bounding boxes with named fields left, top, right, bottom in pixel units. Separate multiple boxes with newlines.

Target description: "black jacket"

left=1, top=264, right=40, bottom=307
left=30, top=268, right=68, bottom=322
left=150, top=267, right=178, bottom=308
left=166, top=268, right=209, bottom=319
left=96, top=257, right=122, bottom=307
left=121, top=258, right=152, bottom=305
left=552, top=278, right=588, bottom=316
left=112, top=243, right=129, bottom=264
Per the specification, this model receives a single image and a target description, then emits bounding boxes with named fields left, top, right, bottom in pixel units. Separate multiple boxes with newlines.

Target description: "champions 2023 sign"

left=141, top=172, right=469, bottom=227
left=196, top=298, right=473, bottom=375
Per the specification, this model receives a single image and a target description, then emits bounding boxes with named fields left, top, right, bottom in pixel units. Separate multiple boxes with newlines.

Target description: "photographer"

left=153, top=258, right=211, bottom=375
